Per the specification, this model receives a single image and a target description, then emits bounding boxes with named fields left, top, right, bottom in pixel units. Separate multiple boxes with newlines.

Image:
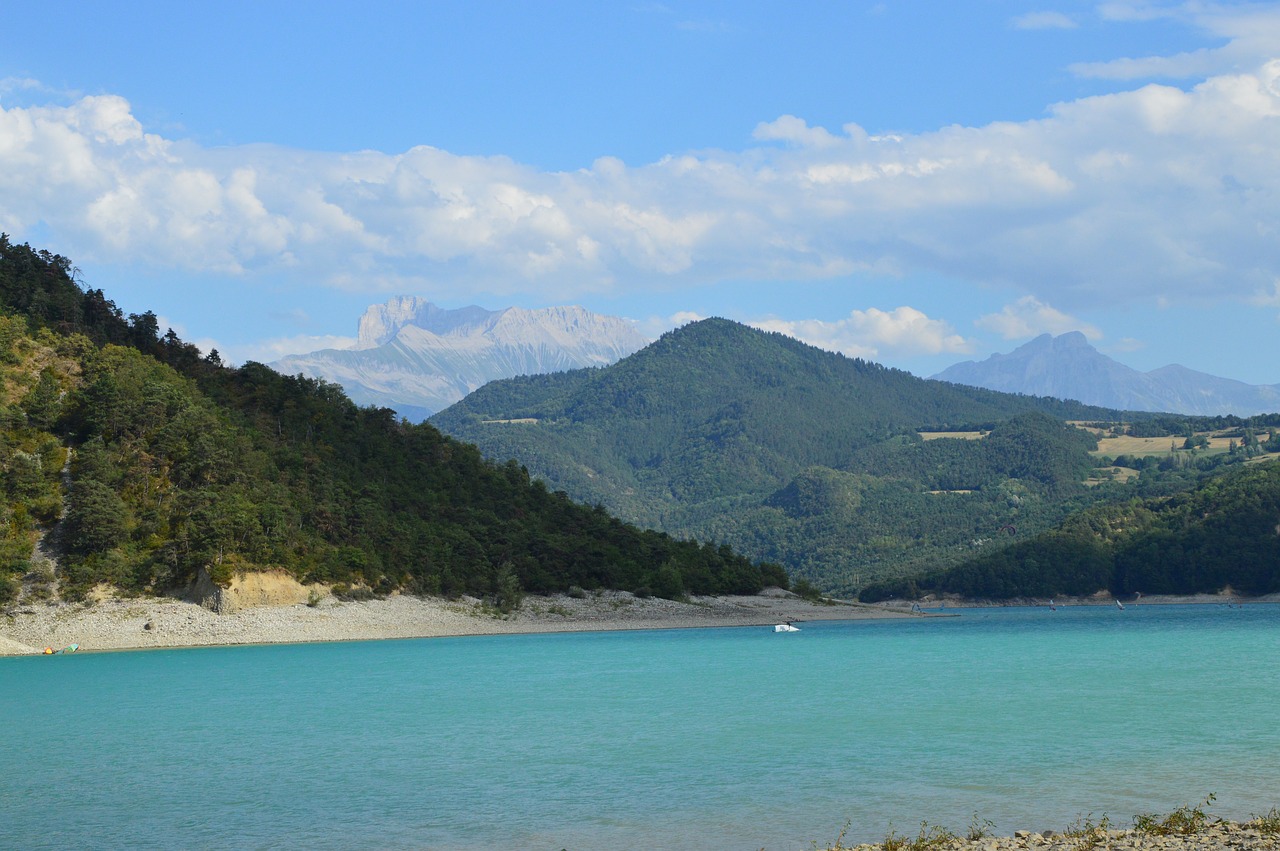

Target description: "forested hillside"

left=859, top=457, right=1280, bottom=601
left=433, top=320, right=1143, bottom=592
left=0, top=237, right=786, bottom=606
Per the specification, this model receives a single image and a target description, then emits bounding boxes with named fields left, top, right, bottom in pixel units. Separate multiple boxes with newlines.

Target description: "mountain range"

left=934, top=331, right=1280, bottom=416
left=271, top=297, right=648, bottom=420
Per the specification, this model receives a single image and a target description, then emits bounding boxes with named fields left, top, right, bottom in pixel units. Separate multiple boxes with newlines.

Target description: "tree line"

left=0, top=235, right=787, bottom=605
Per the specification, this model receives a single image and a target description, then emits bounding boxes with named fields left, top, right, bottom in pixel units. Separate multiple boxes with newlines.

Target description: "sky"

left=3, top=0, right=1280, bottom=383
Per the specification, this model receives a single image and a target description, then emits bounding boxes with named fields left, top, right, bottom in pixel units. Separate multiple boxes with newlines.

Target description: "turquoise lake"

left=3, top=604, right=1279, bottom=850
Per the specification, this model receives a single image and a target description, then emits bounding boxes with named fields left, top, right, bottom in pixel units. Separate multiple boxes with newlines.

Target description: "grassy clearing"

left=1094, top=435, right=1181, bottom=456
left=918, top=431, right=986, bottom=441
left=1093, top=432, right=1236, bottom=458
left=1085, top=466, right=1140, bottom=486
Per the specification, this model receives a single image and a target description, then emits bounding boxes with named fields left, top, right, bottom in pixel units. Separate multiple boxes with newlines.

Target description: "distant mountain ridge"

left=272, top=297, right=648, bottom=420
left=934, top=332, right=1280, bottom=416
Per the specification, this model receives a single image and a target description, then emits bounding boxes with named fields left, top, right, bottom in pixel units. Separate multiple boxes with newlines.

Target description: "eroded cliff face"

left=273, top=299, right=649, bottom=420
left=191, top=568, right=316, bottom=614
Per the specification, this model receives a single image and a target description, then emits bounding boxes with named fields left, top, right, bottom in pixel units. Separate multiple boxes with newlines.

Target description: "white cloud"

left=222, top=334, right=358, bottom=366
left=1076, top=3, right=1280, bottom=79
left=753, top=115, right=844, bottom=148
left=1106, top=336, right=1147, bottom=353
left=4, top=9, right=1280, bottom=314
left=751, top=306, right=972, bottom=358
left=633, top=310, right=703, bottom=339
left=0, top=76, right=49, bottom=96
left=1012, top=11, right=1077, bottom=30
left=1251, top=280, right=1280, bottom=307
left=976, top=296, right=1103, bottom=341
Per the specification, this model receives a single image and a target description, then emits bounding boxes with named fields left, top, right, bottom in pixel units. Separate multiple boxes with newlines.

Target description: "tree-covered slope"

left=433, top=319, right=1133, bottom=591
left=0, top=236, right=785, bottom=606
left=859, top=457, right=1280, bottom=601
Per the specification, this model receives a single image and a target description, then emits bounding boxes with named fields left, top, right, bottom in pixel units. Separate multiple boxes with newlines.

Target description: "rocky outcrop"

left=190, top=568, right=316, bottom=614
left=272, top=298, right=649, bottom=420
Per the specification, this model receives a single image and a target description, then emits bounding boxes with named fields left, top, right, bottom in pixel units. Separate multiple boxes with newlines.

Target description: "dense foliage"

left=0, top=236, right=786, bottom=605
left=433, top=320, right=1147, bottom=592
left=859, top=458, right=1280, bottom=601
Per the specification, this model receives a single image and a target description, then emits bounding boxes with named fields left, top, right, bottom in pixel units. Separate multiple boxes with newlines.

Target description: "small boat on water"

left=773, top=623, right=800, bottom=633
left=1115, top=599, right=1125, bottom=610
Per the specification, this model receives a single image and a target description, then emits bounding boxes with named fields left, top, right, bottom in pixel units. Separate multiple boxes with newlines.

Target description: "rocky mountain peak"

left=274, top=297, right=650, bottom=420
left=934, top=332, right=1280, bottom=416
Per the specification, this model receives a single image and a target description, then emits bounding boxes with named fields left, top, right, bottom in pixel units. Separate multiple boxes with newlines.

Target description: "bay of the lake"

left=3, top=603, right=1279, bottom=850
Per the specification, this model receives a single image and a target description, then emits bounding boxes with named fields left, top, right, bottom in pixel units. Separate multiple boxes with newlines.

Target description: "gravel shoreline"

left=831, top=820, right=1279, bottom=851
left=0, top=588, right=913, bottom=655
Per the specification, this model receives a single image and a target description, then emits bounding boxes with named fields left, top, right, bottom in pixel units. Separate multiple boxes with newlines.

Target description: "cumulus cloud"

left=4, top=8, right=1280, bottom=313
left=751, top=306, right=972, bottom=358
left=1012, top=11, right=1077, bottom=30
left=753, top=115, right=844, bottom=148
left=976, top=296, right=1103, bottom=341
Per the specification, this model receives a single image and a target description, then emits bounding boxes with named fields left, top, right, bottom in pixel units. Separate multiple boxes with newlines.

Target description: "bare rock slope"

left=272, top=297, right=648, bottom=420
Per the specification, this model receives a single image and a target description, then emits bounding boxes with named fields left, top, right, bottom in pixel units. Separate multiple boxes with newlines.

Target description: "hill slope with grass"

left=0, top=237, right=785, bottom=607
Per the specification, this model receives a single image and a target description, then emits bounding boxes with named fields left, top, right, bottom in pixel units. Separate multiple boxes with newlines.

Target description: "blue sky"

left=3, top=1, right=1280, bottom=383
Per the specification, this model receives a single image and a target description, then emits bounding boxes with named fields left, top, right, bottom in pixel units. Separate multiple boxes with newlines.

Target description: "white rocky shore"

left=0, top=582, right=912, bottom=655
left=833, top=820, right=1280, bottom=851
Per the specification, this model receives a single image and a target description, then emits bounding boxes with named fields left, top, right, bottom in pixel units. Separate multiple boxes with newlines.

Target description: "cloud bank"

left=3, top=11, right=1280, bottom=313
left=976, top=296, right=1103, bottom=341
left=752, top=307, right=971, bottom=359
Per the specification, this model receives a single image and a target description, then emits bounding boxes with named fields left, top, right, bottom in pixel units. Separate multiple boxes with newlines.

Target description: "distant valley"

left=934, top=331, right=1280, bottom=416
left=272, top=297, right=648, bottom=420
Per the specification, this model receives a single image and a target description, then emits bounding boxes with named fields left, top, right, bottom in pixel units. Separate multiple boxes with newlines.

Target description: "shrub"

left=1249, top=807, right=1280, bottom=836
left=1064, top=813, right=1112, bottom=850
left=332, top=583, right=375, bottom=602
left=966, top=814, right=995, bottom=841
left=792, top=577, right=824, bottom=602
left=493, top=563, right=523, bottom=614
left=0, top=573, right=18, bottom=605
left=1134, top=794, right=1216, bottom=836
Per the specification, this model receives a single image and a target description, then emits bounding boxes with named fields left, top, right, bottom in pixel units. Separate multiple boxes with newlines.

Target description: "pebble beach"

left=0, top=586, right=911, bottom=655
left=833, top=821, right=1280, bottom=851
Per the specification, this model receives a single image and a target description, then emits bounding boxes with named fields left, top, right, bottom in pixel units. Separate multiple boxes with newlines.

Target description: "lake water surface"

left=3, top=603, right=1279, bottom=850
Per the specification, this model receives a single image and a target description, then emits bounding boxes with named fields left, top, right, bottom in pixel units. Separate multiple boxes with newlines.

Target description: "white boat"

left=773, top=623, right=800, bottom=633
left=1115, top=599, right=1125, bottom=610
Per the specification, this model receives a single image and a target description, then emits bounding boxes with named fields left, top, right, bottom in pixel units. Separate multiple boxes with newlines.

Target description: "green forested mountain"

left=859, top=457, right=1280, bottom=601
left=1, top=237, right=785, bottom=605
left=432, top=319, right=1141, bottom=592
